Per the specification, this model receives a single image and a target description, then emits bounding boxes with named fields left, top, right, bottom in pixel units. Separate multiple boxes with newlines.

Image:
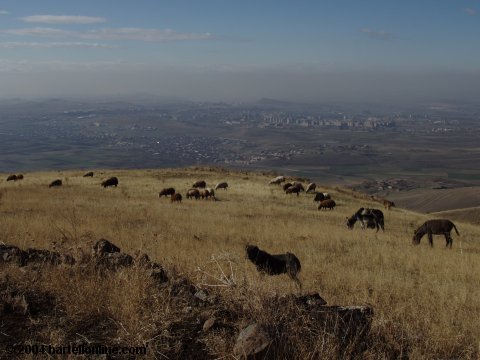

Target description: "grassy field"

left=1, top=167, right=479, bottom=359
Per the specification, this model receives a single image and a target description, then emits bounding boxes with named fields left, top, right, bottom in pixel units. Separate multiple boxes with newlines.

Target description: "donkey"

left=412, top=219, right=459, bottom=248
left=346, top=207, right=384, bottom=232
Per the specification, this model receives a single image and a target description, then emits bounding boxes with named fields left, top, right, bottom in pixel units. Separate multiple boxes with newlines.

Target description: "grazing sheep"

left=318, top=199, right=336, bottom=210
left=346, top=207, right=385, bottom=232
left=83, top=171, right=94, bottom=178
left=215, top=182, right=228, bottom=190
left=383, top=199, right=396, bottom=210
left=6, top=174, right=16, bottom=181
left=193, top=180, right=206, bottom=188
left=49, top=179, right=62, bottom=188
left=313, top=192, right=325, bottom=202
left=159, top=187, right=175, bottom=197
left=171, top=193, right=182, bottom=203
left=306, top=183, right=316, bottom=193
left=101, top=177, right=118, bottom=188
left=186, top=188, right=200, bottom=199
left=413, top=219, right=459, bottom=248
left=206, top=187, right=215, bottom=199
left=245, top=245, right=301, bottom=289
left=200, top=189, right=212, bottom=199
left=282, top=182, right=293, bottom=191
left=285, top=183, right=304, bottom=196
left=269, top=176, right=285, bottom=185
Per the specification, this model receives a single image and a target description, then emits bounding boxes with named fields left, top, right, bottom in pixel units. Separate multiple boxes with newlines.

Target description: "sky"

left=0, top=0, right=479, bottom=103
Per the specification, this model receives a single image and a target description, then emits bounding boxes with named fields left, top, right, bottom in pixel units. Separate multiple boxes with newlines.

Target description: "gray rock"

left=233, top=323, right=271, bottom=358
left=194, top=289, right=208, bottom=302
left=202, top=317, right=215, bottom=332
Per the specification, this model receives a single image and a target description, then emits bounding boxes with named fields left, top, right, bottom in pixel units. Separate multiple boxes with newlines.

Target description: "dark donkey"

left=412, top=219, right=459, bottom=248
left=346, top=207, right=384, bottom=232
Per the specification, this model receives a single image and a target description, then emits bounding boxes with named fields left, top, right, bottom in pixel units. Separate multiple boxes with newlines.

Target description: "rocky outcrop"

left=0, top=244, right=74, bottom=267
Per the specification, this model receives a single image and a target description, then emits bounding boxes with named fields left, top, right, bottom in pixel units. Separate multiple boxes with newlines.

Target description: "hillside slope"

left=431, top=206, right=480, bottom=226
left=387, top=186, right=480, bottom=213
left=1, top=167, right=479, bottom=359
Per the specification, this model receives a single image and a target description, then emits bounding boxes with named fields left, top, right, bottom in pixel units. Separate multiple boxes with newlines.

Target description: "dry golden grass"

left=1, top=167, right=479, bottom=359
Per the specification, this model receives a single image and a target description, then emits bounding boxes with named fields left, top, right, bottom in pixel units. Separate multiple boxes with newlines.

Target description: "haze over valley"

left=2, top=96, right=480, bottom=215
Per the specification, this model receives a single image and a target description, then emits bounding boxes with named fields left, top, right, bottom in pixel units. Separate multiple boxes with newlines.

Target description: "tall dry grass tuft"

left=0, top=167, right=479, bottom=358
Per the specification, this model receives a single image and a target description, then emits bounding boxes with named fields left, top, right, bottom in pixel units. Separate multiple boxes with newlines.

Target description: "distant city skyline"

left=1, top=0, right=479, bottom=103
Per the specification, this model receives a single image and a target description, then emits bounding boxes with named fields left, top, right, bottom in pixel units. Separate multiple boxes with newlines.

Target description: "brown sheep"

left=6, top=174, right=16, bottom=181
left=206, top=188, right=215, bottom=199
left=159, top=187, right=175, bottom=197
left=383, top=199, right=396, bottom=210
left=286, top=183, right=305, bottom=196
left=186, top=188, right=200, bottom=199
left=306, top=183, right=316, bottom=193
left=83, top=171, right=94, bottom=177
left=318, top=199, right=336, bottom=210
left=171, top=193, right=182, bottom=203
left=200, top=188, right=215, bottom=200
left=215, top=182, right=228, bottom=190
left=193, top=180, right=206, bottom=188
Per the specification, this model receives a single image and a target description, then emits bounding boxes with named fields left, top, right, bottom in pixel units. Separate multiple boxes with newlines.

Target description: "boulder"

left=233, top=323, right=271, bottom=358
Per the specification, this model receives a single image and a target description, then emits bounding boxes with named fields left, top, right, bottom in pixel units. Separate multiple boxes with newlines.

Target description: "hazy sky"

left=1, top=0, right=479, bottom=103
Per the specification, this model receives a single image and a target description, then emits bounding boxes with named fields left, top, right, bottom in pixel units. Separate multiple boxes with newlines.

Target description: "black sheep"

left=101, top=177, right=118, bottom=188
left=245, top=245, right=301, bottom=289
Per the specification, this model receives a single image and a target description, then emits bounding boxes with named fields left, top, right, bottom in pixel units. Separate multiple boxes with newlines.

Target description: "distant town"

left=1, top=97, right=479, bottom=188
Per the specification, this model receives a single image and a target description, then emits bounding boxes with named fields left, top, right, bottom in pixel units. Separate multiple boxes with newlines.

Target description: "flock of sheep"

left=269, top=175, right=337, bottom=211
left=4, top=170, right=462, bottom=288
left=157, top=180, right=229, bottom=203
